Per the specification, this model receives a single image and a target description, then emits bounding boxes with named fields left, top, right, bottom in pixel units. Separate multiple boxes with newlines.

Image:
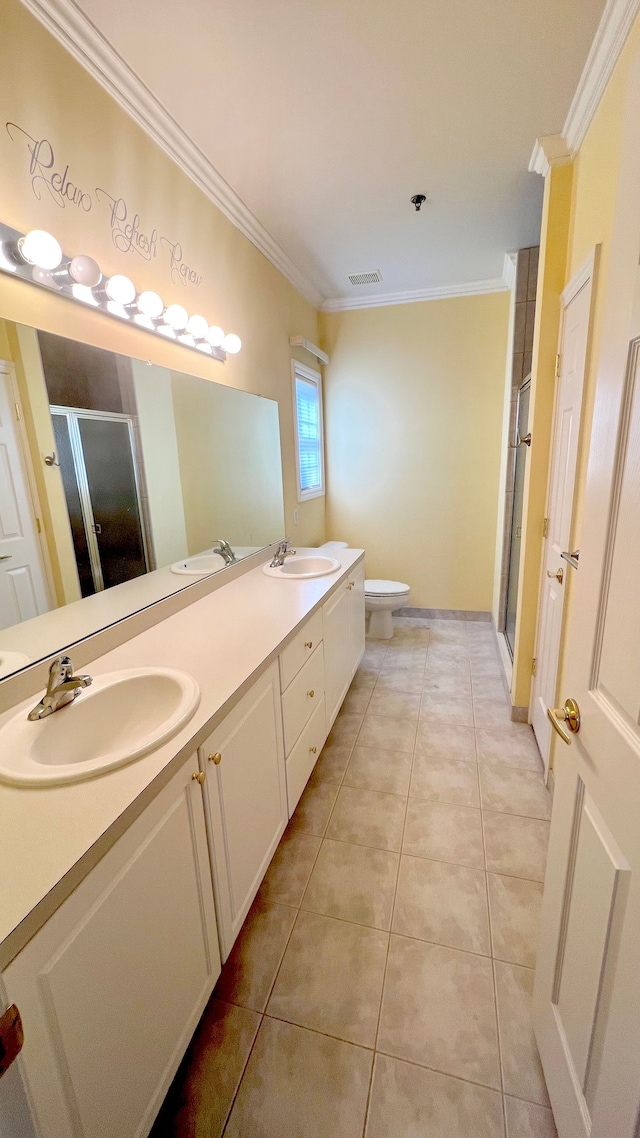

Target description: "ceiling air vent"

left=347, top=269, right=383, bottom=286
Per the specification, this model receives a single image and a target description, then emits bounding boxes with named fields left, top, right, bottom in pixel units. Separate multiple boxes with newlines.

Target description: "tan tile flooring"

left=152, top=619, right=557, bottom=1138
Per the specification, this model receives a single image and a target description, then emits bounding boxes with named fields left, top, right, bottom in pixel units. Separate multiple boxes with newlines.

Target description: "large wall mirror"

left=0, top=321, right=285, bottom=679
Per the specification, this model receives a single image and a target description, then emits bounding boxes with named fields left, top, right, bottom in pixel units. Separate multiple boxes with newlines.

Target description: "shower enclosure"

left=51, top=407, right=149, bottom=597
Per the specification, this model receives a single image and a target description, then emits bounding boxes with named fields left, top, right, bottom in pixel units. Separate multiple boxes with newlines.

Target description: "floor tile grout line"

left=370, top=631, right=425, bottom=1075
left=220, top=1009, right=265, bottom=1137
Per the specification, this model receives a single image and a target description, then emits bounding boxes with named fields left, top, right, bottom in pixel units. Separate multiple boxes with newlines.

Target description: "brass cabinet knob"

left=307, top=690, right=315, bottom=698
left=310, top=746, right=317, bottom=754
left=349, top=580, right=355, bottom=587
left=547, top=698, right=580, bottom=745
left=192, top=771, right=205, bottom=784
left=208, top=752, right=222, bottom=765
left=305, top=641, right=313, bottom=648
left=547, top=567, right=564, bottom=584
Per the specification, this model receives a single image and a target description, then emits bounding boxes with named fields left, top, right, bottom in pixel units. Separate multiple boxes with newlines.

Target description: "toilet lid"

left=365, top=579, right=410, bottom=596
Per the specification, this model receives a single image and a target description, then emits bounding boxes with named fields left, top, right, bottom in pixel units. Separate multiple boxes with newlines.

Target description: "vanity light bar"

left=0, top=222, right=243, bottom=362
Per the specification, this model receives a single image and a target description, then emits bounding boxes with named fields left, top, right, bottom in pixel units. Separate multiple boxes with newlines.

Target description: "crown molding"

left=564, top=0, right=640, bottom=152
left=502, top=251, right=517, bottom=291
left=321, top=271, right=510, bottom=313
left=529, top=0, right=640, bottom=174
left=19, top=0, right=325, bottom=309
left=528, top=135, right=573, bottom=176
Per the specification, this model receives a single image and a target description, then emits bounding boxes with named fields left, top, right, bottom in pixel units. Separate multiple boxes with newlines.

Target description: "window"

left=292, top=361, right=325, bottom=500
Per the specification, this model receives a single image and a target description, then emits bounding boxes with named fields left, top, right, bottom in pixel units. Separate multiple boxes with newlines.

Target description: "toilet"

left=318, top=543, right=410, bottom=640
left=364, top=579, right=411, bottom=639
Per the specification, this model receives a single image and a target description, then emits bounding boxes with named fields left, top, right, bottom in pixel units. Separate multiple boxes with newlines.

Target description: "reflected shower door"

left=504, top=378, right=531, bottom=657
left=51, top=408, right=148, bottom=596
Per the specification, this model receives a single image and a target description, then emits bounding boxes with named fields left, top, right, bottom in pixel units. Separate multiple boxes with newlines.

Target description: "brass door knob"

left=547, top=698, right=580, bottom=745
left=305, top=641, right=313, bottom=648
left=208, top=752, right=222, bottom=764
left=310, top=746, right=317, bottom=754
left=307, top=690, right=315, bottom=698
left=192, top=771, right=205, bottom=784
left=547, top=567, right=564, bottom=584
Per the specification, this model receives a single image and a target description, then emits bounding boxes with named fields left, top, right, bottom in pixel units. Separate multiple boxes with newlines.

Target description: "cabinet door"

left=200, top=663, right=287, bottom=959
left=323, top=582, right=353, bottom=730
left=348, top=564, right=366, bottom=678
left=3, top=758, right=220, bottom=1138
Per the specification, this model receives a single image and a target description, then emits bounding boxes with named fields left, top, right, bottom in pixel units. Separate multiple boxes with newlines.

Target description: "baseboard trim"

left=396, top=608, right=491, bottom=622
left=511, top=705, right=529, bottom=723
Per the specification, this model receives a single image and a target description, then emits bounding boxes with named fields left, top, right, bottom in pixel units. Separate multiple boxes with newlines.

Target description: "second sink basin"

left=263, top=555, right=341, bottom=579
left=0, top=667, right=200, bottom=787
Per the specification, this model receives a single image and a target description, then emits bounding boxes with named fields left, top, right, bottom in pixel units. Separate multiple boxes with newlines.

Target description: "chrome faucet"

left=270, top=540, right=297, bottom=568
left=27, top=655, right=93, bottom=721
left=212, top=538, right=238, bottom=565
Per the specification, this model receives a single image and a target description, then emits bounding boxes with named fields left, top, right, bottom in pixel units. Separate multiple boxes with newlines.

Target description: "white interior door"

left=533, top=52, right=640, bottom=1138
left=531, top=253, right=598, bottom=776
left=0, top=365, right=49, bottom=630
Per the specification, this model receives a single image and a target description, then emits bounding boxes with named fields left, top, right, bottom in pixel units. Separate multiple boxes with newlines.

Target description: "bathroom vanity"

left=0, top=549, right=365, bottom=1138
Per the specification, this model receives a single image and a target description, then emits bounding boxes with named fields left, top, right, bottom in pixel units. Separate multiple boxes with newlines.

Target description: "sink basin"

left=170, top=552, right=227, bottom=576
left=0, top=667, right=200, bottom=787
left=0, top=651, right=30, bottom=679
left=263, top=555, right=341, bottom=579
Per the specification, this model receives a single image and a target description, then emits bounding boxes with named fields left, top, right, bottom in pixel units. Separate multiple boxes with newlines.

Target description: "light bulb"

left=164, top=303, right=189, bottom=330
left=222, top=333, right=242, bottom=354
left=69, top=255, right=101, bottom=287
left=157, top=323, right=176, bottom=338
left=19, top=230, right=62, bottom=270
left=137, top=290, right=164, bottom=319
left=206, top=325, right=225, bottom=347
left=133, top=313, right=155, bottom=330
left=186, top=314, right=208, bottom=339
left=72, top=283, right=99, bottom=305
left=105, top=274, right=136, bottom=304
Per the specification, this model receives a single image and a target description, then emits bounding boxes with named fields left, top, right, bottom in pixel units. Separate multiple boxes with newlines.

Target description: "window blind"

left=295, top=374, right=322, bottom=492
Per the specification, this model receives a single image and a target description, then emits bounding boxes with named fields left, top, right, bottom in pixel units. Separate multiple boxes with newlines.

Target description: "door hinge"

left=543, top=517, right=549, bottom=538
left=555, top=354, right=561, bottom=379
left=14, top=402, right=21, bottom=421
left=36, top=517, right=42, bottom=533
left=0, top=1004, right=24, bottom=1078
left=532, top=657, right=537, bottom=676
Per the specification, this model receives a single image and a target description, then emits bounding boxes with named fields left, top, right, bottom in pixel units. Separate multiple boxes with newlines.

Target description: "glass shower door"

left=504, top=378, right=531, bottom=657
left=51, top=407, right=148, bottom=596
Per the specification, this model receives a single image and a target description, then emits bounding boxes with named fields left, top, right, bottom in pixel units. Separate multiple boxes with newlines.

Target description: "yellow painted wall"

left=320, top=293, right=511, bottom=611
left=0, top=0, right=323, bottom=554
left=553, top=19, right=640, bottom=727
left=170, top=373, right=285, bottom=552
left=510, top=17, right=640, bottom=725
left=511, top=163, right=574, bottom=707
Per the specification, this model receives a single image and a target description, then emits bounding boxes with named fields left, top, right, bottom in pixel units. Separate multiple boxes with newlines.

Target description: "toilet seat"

left=365, top=579, right=410, bottom=597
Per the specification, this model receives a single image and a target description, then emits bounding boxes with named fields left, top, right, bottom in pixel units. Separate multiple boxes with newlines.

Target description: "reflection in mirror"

left=0, top=323, right=285, bottom=678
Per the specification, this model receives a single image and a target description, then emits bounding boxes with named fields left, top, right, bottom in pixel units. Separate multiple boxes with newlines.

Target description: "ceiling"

left=72, top=0, right=607, bottom=306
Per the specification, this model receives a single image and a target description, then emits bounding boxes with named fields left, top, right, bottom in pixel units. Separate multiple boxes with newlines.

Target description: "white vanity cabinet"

left=3, top=756, right=220, bottom=1138
left=198, top=662, right=287, bottom=961
left=323, top=564, right=366, bottom=729
left=279, top=611, right=328, bottom=815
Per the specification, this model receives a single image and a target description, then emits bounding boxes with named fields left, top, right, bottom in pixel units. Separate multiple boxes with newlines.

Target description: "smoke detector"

left=347, top=269, right=383, bottom=286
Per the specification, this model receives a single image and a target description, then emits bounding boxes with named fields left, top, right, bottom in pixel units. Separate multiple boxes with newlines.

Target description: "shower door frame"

left=502, top=375, right=531, bottom=659
left=50, top=405, right=150, bottom=594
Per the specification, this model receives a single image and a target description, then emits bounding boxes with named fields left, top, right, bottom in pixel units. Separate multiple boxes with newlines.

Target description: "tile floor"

left=151, top=618, right=557, bottom=1138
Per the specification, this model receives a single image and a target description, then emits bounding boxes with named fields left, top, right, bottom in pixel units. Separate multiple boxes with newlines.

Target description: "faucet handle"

left=46, top=655, right=73, bottom=690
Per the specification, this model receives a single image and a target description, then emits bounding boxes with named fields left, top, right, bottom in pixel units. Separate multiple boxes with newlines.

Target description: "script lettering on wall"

left=95, top=188, right=158, bottom=263
left=5, top=121, right=204, bottom=288
left=6, top=123, right=92, bottom=211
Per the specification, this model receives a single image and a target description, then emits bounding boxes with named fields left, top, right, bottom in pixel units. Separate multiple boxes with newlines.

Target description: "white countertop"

left=0, top=548, right=364, bottom=967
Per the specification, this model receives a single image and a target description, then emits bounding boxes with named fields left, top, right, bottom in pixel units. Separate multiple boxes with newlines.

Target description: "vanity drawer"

left=279, top=609, right=323, bottom=691
left=282, top=642, right=325, bottom=754
left=286, top=696, right=327, bottom=815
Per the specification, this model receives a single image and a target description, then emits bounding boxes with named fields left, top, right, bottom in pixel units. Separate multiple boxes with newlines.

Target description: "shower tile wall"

left=497, top=247, right=539, bottom=634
